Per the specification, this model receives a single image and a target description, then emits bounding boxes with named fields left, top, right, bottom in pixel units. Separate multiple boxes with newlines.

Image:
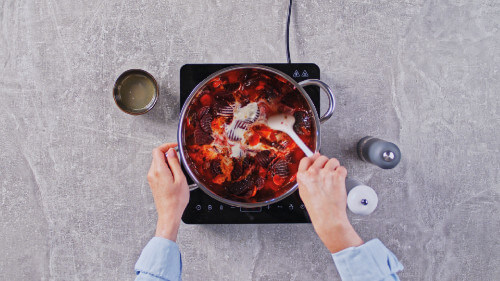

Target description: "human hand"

left=147, top=143, right=189, bottom=242
left=297, top=153, right=363, bottom=253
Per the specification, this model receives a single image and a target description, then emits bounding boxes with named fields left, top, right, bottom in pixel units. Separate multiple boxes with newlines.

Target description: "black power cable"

left=286, top=0, right=293, bottom=63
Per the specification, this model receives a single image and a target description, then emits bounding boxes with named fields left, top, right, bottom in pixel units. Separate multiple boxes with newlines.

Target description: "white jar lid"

left=347, top=185, right=378, bottom=215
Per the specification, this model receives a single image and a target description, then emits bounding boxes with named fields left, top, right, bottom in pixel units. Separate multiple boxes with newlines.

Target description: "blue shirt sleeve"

left=331, top=239, right=403, bottom=281
left=135, top=237, right=182, bottom=281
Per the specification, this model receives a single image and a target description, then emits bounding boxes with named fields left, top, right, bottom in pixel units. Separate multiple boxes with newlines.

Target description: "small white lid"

left=347, top=185, right=378, bottom=215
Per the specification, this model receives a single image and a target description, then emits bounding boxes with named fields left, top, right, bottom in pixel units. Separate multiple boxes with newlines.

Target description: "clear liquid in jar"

left=116, top=74, right=156, bottom=111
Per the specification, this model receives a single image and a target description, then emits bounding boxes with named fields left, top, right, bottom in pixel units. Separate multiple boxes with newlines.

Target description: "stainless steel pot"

left=177, top=65, right=336, bottom=208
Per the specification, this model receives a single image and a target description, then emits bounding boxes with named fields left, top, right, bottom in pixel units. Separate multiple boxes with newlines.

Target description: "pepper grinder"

left=345, top=178, right=378, bottom=215
left=357, top=136, right=401, bottom=169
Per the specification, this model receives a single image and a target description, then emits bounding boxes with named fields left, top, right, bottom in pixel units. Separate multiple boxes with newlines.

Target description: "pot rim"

left=177, top=64, right=321, bottom=208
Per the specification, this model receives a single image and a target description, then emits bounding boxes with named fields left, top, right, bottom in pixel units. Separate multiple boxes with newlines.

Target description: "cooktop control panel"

left=180, top=63, right=320, bottom=224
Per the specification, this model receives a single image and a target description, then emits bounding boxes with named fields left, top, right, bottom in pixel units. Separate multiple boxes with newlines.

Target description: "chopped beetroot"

left=272, top=158, right=290, bottom=177
left=226, top=176, right=253, bottom=195
left=293, top=110, right=312, bottom=135
left=231, top=160, right=242, bottom=181
left=198, top=106, right=210, bottom=119
left=194, top=126, right=213, bottom=145
left=214, top=101, right=233, bottom=117
left=224, top=82, right=240, bottom=92
left=200, top=112, right=213, bottom=134
left=210, top=160, right=222, bottom=175
left=280, top=90, right=298, bottom=108
left=261, top=87, right=279, bottom=102
left=256, top=150, right=272, bottom=168
left=214, top=91, right=235, bottom=102
left=255, top=177, right=265, bottom=190
left=242, top=157, right=253, bottom=171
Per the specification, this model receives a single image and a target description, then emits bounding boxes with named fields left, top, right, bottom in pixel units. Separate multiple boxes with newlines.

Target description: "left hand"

left=147, top=143, right=189, bottom=242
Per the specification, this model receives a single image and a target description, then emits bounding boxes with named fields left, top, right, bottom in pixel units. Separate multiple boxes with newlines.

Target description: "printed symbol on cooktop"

left=301, top=70, right=309, bottom=77
left=293, top=70, right=300, bottom=78
left=277, top=205, right=283, bottom=209
left=195, top=205, right=202, bottom=211
left=208, top=205, right=212, bottom=211
left=300, top=204, right=305, bottom=210
left=289, top=204, right=294, bottom=211
left=219, top=205, right=224, bottom=211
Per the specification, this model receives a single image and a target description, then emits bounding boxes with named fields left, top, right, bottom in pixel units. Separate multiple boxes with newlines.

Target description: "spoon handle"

left=288, top=130, right=314, bottom=157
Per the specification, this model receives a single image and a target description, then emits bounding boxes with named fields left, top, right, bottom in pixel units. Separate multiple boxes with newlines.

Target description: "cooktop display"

left=180, top=63, right=320, bottom=224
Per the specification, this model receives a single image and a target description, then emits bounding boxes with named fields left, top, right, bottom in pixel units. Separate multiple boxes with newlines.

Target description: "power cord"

left=286, top=0, right=293, bottom=63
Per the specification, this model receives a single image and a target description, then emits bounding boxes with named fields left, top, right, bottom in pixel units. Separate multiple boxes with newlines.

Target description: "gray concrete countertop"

left=1, top=1, right=498, bottom=280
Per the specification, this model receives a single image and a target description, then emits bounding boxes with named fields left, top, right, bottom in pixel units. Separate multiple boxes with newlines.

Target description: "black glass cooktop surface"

left=180, top=63, right=320, bottom=224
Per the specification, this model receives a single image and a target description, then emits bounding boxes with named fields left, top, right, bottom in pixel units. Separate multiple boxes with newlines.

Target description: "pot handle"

left=171, top=148, right=199, bottom=191
left=298, top=79, right=336, bottom=123
left=188, top=184, right=199, bottom=191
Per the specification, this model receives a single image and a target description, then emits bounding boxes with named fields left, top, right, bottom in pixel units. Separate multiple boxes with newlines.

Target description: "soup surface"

left=182, top=68, right=316, bottom=203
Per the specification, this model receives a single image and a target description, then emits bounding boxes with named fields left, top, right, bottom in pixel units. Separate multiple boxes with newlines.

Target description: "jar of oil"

left=113, top=69, right=158, bottom=115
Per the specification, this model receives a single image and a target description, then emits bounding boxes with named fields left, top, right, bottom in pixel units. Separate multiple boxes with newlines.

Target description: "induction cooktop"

left=180, top=63, right=320, bottom=224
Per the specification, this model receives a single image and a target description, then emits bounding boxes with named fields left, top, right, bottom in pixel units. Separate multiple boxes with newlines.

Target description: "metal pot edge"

left=177, top=64, right=324, bottom=208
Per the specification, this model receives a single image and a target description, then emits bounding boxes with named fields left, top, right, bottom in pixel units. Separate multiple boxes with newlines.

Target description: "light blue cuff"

left=135, top=237, right=182, bottom=281
left=331, top=239, right=403, bottom=281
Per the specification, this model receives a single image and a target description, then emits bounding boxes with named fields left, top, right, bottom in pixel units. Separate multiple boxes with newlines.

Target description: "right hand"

left=297, top=153, right=363, bottom=253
